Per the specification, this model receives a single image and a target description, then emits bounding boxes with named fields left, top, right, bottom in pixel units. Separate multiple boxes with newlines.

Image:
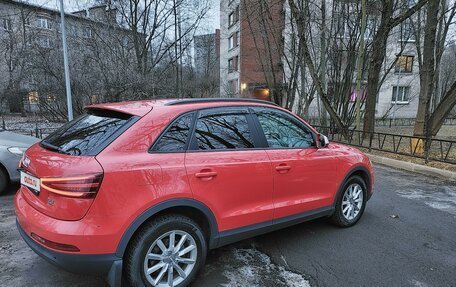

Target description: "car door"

left=185, top=107, right=274, bottom=232
left=251, top=107, right=338, bottom=220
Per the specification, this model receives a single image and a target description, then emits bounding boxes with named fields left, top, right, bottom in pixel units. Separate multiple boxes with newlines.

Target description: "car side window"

left=153, top=113, right=194, bottom=152
left=192, top=113, right=255, bottom=150
left=255, top=110, right=315, bottom=148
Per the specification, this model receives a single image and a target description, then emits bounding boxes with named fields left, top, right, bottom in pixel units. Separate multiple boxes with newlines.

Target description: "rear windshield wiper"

left=40, top=140, right=71, bottom=155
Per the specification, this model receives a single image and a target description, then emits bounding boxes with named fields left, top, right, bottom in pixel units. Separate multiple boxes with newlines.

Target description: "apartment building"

left=219, top=0, right=421, bottom=119
left=219, top=0, right=285, bottom=101
left=194, top=30, right=220, bottom=76
left=194, top=30, right=221, bottom=97
left=0, top=0, right=131, bottom=113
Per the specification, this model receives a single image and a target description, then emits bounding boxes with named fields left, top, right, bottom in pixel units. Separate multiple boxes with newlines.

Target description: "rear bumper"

left=16, top=220, right=121, bottom=276
left=15, top=190, right=123, bottom=286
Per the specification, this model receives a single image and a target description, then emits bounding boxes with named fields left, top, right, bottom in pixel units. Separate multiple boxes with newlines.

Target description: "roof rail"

left=165, top=98, right=279, bottom=107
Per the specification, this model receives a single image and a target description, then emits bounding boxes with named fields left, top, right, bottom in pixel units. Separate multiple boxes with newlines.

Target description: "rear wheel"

left=330, top=175, right=367, bottom=227
left=0, top=168, right=9, bottom=195
left=124, top=215, right=207, bottom=287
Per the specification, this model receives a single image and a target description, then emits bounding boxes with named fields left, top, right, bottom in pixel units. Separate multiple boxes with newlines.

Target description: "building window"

left=404, top=0, right=417, bottom=7
left=395, top=55, right=414, bottom=73
left=38, top=36, right=53, bottom=48
left=364, top=17, right=379, bottom=40
left=228, top=6, right=240, bottom=27
left=400, top=19, right=415, bottom=42
left=392, top=86, right=410, bottom=104
left=228, top=79, right=239, bottom=95
left=2, top=19, right=12, bottom=31
left=36, top=17, right=53, bottom=30
left=46, top=95, right=56, bottom=102
left=69, top=24, right=78, bottom=36
left=82, top=26, right=93, bottom=38
left=228, top=56, right=238, bottom=73
left=336, top=10, right=357, bottom=38
left=228, top=31, right=239, bottom=49
left=27, top=91, right=39, bottom=104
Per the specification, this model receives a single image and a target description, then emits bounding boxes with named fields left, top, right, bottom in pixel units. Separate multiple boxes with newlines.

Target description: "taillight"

left=40, top=173, right=103, bottom=198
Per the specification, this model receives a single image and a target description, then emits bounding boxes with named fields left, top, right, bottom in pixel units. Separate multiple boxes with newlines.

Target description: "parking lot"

left=1, top=164, right=455, bottom=287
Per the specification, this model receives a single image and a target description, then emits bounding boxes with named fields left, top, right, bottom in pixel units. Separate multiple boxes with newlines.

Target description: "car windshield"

left=41, top=110, right=133, bottom=156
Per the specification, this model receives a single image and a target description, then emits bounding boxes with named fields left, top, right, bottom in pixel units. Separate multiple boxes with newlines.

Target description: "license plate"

left=20, top=171, right=40, bottom=195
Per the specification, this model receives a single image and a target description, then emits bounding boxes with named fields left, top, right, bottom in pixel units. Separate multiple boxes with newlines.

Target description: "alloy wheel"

left=341, top=183, right=364, bottom=221
left=143, top=230, right=197, bottom=287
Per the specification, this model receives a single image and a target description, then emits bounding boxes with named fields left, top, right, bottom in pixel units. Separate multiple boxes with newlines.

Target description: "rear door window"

left=42, top=110, right=134, bottom=156
left=191, top=113, right=255, bottom=150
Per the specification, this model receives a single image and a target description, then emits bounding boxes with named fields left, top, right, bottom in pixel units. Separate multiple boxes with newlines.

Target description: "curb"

left=367, top=154, right=456, bottom=181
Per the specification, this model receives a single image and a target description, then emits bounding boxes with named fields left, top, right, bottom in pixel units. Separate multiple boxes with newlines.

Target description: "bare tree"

left=362, top=0, right=428, bottom=134
left=110, top=0, right=211, bottom=98
left=413, top=0, right=456, bottom=138
left=287, top=0, right=375, bottom=134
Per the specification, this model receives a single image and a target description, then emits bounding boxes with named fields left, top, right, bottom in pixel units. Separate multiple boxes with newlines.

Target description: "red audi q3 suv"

left=15, top=98, right=374, bottom=287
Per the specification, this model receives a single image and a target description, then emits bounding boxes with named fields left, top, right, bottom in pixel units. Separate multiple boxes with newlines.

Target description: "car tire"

left=0, top=168, right=9, bottom=195
left=330, top=175, right=367, bottom=227
left=124, top=214, right=207, bottom=287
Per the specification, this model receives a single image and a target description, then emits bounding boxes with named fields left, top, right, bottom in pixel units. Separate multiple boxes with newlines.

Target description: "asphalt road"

left=0, top=164, right=455, bottom=287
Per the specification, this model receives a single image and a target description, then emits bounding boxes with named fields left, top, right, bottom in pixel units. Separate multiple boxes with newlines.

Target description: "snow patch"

left=220, top=248, right=310, bottom=287
left=409, top=279, right=430, bottom=287
left=396, top=186, right=456, bottom=215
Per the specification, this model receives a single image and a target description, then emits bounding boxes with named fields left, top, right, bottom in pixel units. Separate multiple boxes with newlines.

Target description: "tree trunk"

left=363, top=1, right=393, bottom=134
left=363, top=0, right=428, bottom=134
left=288, top=0, right=347, bottom=136
left=413, top=0, right=440, bottom=137
left=428, top=81, right=456, bottom=136
left=319, top=0, right=327, bottom=126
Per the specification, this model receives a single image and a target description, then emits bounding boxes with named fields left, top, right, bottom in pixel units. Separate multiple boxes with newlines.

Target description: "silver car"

left=0, top=129, right=39, bottom=194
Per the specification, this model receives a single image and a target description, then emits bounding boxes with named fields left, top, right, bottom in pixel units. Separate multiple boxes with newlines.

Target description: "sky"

left=28, top=0, right=220, bottom=31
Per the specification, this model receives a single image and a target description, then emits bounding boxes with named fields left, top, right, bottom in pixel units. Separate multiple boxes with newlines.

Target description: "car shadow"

left=3, top=183, right=19, bottom=196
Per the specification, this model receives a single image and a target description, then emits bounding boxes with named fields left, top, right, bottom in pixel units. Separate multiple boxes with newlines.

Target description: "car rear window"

left=41, top=109, right=134, bottom=156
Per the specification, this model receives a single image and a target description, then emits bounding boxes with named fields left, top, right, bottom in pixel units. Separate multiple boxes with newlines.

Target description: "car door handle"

left=275, top=164, right=291, bottom=173
left=195, top=170, right=218, bottom=179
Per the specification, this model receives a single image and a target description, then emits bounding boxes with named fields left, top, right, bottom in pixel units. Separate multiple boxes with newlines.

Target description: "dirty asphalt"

left=0, top=164, right=455, bottom=287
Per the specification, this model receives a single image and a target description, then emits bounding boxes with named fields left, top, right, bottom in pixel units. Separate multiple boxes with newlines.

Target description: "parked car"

left=15, top=98, right=374, bottom=287
left=0, top=130, right=39, bottom=195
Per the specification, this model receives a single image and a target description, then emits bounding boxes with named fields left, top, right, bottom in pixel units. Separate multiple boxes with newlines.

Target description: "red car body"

left=15, top=99, right=374, bottom=286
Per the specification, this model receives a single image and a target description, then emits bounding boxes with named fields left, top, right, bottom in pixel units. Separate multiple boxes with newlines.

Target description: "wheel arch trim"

left=115, top=198, right=219, bottom=257
left=333, top=165, right=372, bottom=206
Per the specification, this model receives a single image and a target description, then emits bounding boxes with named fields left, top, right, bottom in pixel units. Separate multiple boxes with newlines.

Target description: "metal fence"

left=314, top=125, right=456, bottom=165
left=3, top=120, right=455, bottom=164
left=375, top=117, right=456, bottom=127
left=5, top=127, right=60, bottom=139
left=1, top=115, right=62, bottom=139
left=308, top=118, right=456, bottom=127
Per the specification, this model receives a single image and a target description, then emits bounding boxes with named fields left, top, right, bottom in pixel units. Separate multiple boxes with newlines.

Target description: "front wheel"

left=330, top=175, right=367, bottom=227
left=124, top=215, right=207, bottom=287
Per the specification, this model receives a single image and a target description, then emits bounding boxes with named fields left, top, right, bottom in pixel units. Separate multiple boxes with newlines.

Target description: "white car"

left=0, top=130, right=39, bottom=194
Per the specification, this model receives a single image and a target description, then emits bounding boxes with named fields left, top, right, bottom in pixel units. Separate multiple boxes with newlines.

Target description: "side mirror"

left=319, top=134, right=330, bottom=148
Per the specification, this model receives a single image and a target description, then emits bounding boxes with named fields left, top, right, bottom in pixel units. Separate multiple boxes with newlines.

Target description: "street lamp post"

left=59, top=0, right=73, bottom=121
